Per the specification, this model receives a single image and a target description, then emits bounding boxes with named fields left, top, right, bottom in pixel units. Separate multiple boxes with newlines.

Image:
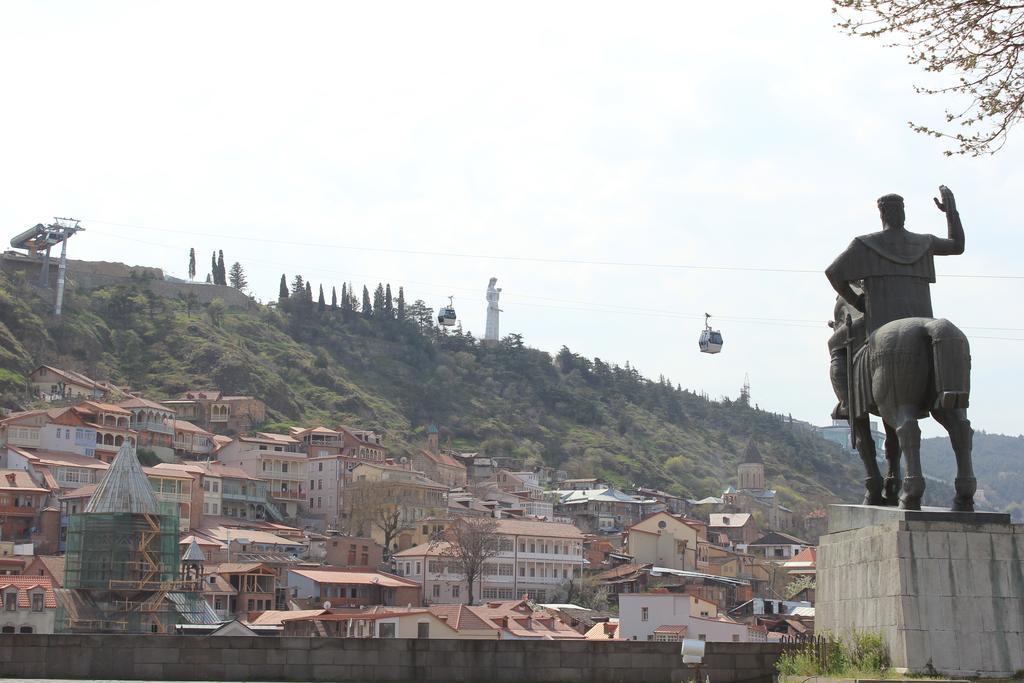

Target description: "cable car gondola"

left=699, top=313, right=723, bottom=354
left=438, top=296, right=457, bottom=327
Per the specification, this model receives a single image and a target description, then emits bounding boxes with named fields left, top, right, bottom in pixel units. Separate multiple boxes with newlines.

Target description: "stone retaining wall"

left=0, top=634, right=786, bottom=682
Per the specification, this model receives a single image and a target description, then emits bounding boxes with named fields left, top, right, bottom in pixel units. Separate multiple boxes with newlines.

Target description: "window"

left=417, top=622, right=430, bottom=639
left=318, top=479, right=323, bottom=490
left=5, top=592, right=17, bottom=611
left=698, top=634, right=706, bottom=641
left=451, top=585, right=460, bottom=598
left=519, top=542, right=526, bottom=552
left=415, top=562, right=421, bottom=575
left=247, top=600, right=255, bottom=611
left=317, top=497, right=322, bottom=508
left=529, top=567, right=535, bottom=577
left=282, top=463, right=288, bottom=473
left=1, top=626, right=13, bottom=633
left=499, top=564, right=513, bottom=576
left=732, top=634, right=740, bottom=642
left=378, top=623, right=396, bottom=638
left=31, top=593, right=43, bottom=612
left=519, top=567, right=525, bottom=577
left=428, top=561, right=440, bottom=573
left=641, top=607, right=649, bottom=622
left=213, top=481, right=219, bottom=492
left=56, top=429, right=61, bottom=439
left=310, top=480, right=315, bottom=489
left=432, top=584, right=440, bottom=598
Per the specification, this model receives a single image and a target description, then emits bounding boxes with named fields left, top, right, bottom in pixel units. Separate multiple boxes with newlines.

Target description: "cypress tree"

left=384, top=284, right=394, bottom=318
left=318, top=284, right=326, bottom=313
left=279, top=274, right=289, bottom=300
left=373, top=283, right=385, bottom=315
left=211, top=252, right=217, bottom=282
left=305, top=281, right=313, bottom=303
left=291, top=275, right=305, bottom=297
left=188, top=248, right=196, bottom=281
left=362, top=285, right=372, bottom=318
left=217, top=250, right=226, bottom=285
left=331, top=286, right=338, bottom=310
left=397, top=286, right=406, bottom=321
left=340, top=283, right=349, bottom=313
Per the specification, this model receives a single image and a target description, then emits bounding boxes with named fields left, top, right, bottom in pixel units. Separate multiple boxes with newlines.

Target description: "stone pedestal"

left=816, top=504, right=1024, bottom=677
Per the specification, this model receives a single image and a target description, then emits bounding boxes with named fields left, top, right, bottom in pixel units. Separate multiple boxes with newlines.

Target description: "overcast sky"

left=1, top=1, right=1021, bottom=438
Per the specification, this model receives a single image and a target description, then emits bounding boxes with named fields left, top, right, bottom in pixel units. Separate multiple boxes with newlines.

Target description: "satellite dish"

left=323, top=601, right=332, bottom=610
left=400, top=457, right=408, bottom=464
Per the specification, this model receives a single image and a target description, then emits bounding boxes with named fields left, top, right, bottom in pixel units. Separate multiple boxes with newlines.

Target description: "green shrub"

left=776, top=630, right=889, bottom=678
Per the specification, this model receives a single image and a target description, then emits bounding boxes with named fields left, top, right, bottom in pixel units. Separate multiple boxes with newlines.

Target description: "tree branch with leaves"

left=833, top=0, right=1024, bottom=155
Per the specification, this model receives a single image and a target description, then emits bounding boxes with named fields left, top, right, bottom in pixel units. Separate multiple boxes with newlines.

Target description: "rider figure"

left=826, top=187, right=964, bottom=334
left=826, top=187, right=967, bottom=413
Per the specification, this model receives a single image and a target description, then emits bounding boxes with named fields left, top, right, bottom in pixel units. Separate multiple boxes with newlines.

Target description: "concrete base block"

left=818, top=504, right=1024, bottom=677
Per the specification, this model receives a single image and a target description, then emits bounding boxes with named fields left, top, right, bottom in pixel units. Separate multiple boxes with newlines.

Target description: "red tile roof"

left=0, top=576, right=57, bottom=608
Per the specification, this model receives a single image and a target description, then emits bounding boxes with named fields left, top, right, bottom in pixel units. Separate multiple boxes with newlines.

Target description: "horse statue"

left=831, top=297, right=975, bottom=511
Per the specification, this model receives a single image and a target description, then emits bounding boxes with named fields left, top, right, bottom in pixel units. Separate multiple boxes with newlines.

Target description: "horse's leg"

left=882, top=421, right=901, bottom=506
left=892, top=407, right=924, bottom=510
left=852, top=417, right=883, bottom=505
left=930, top=407, right=976, bottom=512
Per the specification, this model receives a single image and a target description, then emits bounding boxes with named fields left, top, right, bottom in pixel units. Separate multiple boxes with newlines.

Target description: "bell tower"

left=737, top=439, right=765, bottom=490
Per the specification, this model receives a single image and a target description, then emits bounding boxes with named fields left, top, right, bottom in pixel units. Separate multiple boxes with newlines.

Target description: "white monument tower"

left=485, top=277, right=502, bottom=342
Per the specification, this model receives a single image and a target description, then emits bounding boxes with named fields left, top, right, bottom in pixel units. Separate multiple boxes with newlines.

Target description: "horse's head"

left=831, top=284, right=864, bottom=330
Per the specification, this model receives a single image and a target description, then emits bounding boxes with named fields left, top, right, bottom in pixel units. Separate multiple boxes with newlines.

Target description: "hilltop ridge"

left=0, top=264, right=873, bottom=515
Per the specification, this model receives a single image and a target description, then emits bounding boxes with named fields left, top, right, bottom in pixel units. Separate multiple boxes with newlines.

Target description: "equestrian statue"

left=825, top=186, right=975, bottom=511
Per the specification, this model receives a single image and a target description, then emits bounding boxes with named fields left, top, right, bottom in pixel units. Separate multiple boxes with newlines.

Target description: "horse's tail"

left=925, top=318, right=971, bottom=410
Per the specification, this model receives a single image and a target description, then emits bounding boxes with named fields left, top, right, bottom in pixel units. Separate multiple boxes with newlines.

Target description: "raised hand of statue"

left=933, top=185, right=956, bottom=214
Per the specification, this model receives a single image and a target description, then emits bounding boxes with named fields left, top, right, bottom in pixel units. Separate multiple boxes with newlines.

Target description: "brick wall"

left=0, top=634, right=786, bottom=682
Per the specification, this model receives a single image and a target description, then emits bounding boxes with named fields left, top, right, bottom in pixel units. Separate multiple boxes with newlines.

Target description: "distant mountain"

left=921, top=432, right=1024, bottom=520
left=0, top=265, right=937, bottom=516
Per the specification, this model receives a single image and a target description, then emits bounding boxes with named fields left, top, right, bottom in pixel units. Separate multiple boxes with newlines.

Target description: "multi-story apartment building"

left=0, top=470, right=50, bottom=543
left=119, top=397, right=175, bottom=460
left=0, top=576, right=58, bottom=634
left=69, top=402, right=137, bottom=462
left=338, top=427, right=387, bottom=461
left=0, top=403, right=137, bottom=462
left=624, top=511, right=704, bottom=572
left=172, top=420, right=217, bottom=459
left=393, top=518, right=585, bottom=605
left=143, top=466, right=197, bottom=532
left=159, top=390, right=267, bottom=435
left=411, top=427, right=467, bottom=489
left=202, top=462, right=283, bottom=522
left=344, top=462, right=448, bottom=551
left=27, top=365, right=113, bottom=403
left=4, top=447, right=108, bottom=492
left=218, top=433, right=306, bottom=519
left=550, top=486, right=656, bottom=534
left=289, top=426, right=343, bottom=456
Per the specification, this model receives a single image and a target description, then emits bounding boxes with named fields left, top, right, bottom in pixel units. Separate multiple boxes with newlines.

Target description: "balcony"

left=0, top=504, right=38, bottom=517
left=132, top=421, right=174, bottom=435
left=270, top=488, right=306, bottom=501
left=221, top=490, right=270, bottom=504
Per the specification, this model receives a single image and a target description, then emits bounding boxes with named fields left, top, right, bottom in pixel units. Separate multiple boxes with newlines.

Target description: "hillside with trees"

left=0, top=265, right=944, bottom=515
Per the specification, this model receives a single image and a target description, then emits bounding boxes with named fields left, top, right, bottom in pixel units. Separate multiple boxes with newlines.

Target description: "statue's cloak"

left=828, top=230, right=936, bottom=333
